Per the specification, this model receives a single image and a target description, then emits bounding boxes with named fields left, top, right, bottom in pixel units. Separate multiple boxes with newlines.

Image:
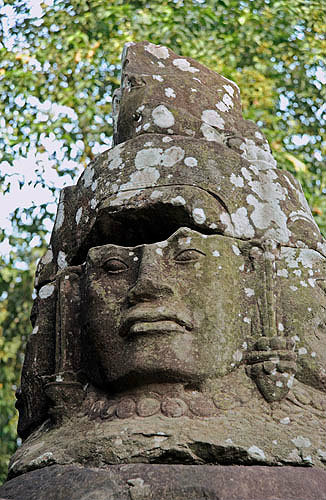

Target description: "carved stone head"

left=13, top=43, right=325, bottom=474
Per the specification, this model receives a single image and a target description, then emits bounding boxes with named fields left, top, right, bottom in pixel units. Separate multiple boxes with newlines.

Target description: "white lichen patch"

left=255, top=131, right=264, bottom=140
left=109, top=189, right=140, bottom=206
left=246, top=185, right=290, bottom=244
left=91, top=179, right=98, bottom=192
left=143, top=123, right=150, bottom=131
left=223, top=84, right=234, bottom=96
left=223, top=93, right=233, bottom=108
left=119, top=169, right=160, bottom=191
left=287, top=375, right=294, bottom=388
left=82, top=166, right=95, bottom=187
left=41, top=248, right=53, bottom=265
left=240, top=139, right=276, bottom=170
left=220, top=212, right=235, bottom=237
left=232, top=244, right=241, bottom=256
left=162, top=136, right=173, bottom=143
left=144, top=142, right=153, bottom=148
left=165, top=87, right=176, bottom=98
left=291, top=436, right=311, bottom=448
left=277, top=269, right=288, bottom=277
left=153, top=74, right=163, bottom=82
left=75, top=207, right=83, bottom=225
left=248, top=445, right=265, bottom=460
left=212, top=250, right=220, bottom=257
left=54, top=192, right=65, bottom=231
left=152, top=105, right=175, bottom=128
left=135, top=148, right=163, bottom=169
left=161, top=146, right=185, bottom=167
left=150, top=190, right=163, bottom=200
left=145, top=43, right=170, bottom=59
left=184, top=157, right=198, bottom=167
left=191, top=88, right=198, bottom=92
left=278, top=323, right=284, bottom=332
left=108, top=144, right=124, bottom=170
left=298, top=347, right=307, bottom=355
left=243, top=317, right=251, bottom=324
left=280, top=417, right=290, bottom=425
left=173, top=58, right=199, bottom=73
left=230, top=173, right=244, bottom=187
left=156, top=248, right=163, bottom=256
left=308, top=278, right=315, bottom=287
left=57, top=250, right=68, bottom=270
left=200, top=123, right=224, bottom=142
left=29, top=452, right=54, bottom=468
left=317, top=449, right=326, bottom=461
left=209, top=223, right=217, bottom=229
left=170, top=196, right=186, bottom=206
left=39, top=284, right=55, bottom=300
left=192, top=208, right=206, bottom=224
left=230, top=207, right=255, bottom=238
left=215, top=101, right=228, bottom=113
left=245, top=288, right=254, bottom=297
left=241, top=167, right=252, bottom=181
left=201, top=110, right=225, bottom=129
left=317, top=240, right=326, bottom=256
left=90, top=198, right=97, bottom=210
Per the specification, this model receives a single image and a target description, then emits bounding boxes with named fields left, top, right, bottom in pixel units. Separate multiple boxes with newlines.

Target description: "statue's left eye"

left=103, top=258, right=129, bottom=273
left=175, top=249, right=205, bottom=263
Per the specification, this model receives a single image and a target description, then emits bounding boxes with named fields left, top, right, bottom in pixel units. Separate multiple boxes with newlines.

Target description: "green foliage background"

left=0, top=0, right=325, bottom=483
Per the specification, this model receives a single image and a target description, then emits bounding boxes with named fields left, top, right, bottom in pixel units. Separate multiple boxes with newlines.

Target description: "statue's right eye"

left=102, top=258, right=129, bottom=273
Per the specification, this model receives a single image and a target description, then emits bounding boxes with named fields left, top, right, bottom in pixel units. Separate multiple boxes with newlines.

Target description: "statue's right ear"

left=17, top=265, right=85, bottom=440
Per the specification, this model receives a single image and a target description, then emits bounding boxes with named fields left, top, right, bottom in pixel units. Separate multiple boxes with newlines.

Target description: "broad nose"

left=127, top=248, right=173, bottom=305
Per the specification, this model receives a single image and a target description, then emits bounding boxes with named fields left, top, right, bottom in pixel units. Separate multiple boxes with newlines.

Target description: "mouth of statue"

left=129, top=319, right=186, bottom=336
left=121, top=308, right=193, bottom=338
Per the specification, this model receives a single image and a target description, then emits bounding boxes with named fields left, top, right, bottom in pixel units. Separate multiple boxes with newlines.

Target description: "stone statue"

left=1, top=42, right=325, bottom=500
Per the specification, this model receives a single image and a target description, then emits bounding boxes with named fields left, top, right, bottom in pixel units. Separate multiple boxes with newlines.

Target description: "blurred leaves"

left=0, top=0, right=325, bottom=483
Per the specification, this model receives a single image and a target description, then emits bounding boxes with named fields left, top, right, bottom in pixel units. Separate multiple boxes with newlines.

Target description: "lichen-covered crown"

left=35, top=41, right=325, bottom=286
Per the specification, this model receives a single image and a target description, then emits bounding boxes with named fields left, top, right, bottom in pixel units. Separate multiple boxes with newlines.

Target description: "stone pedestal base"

left=1, top=464, right=326, bottom=500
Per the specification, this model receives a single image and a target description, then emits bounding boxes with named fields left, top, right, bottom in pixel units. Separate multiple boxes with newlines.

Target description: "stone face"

left=6, top=42, right=326, bottom=497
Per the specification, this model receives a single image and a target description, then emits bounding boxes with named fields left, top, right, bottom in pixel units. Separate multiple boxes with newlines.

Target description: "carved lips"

left=121, top=306, right=193, bottom=338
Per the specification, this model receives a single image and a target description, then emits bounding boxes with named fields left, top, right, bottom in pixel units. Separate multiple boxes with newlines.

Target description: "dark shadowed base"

left=1, top=464, right=325, bottom=500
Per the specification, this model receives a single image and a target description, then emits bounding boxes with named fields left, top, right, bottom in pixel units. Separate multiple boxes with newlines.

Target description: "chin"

left=102, top=364, right=208, bottom=392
